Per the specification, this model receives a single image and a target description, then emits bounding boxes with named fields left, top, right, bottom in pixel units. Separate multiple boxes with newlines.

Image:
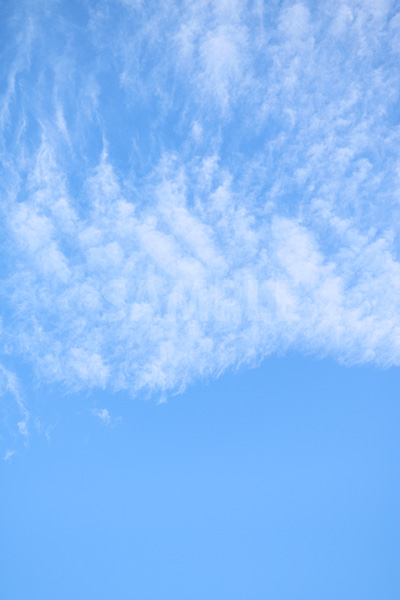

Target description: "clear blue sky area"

left=1, top=356, right=399, bottom=600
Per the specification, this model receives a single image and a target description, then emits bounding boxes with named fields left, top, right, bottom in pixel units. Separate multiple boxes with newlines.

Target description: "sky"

left=0, top=0, right=399, bottom=598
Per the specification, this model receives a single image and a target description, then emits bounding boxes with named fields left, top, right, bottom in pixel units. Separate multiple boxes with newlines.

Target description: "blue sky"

left=1, top=358, right=399, bottom=598
left=1, top=0, right=399, bottom=597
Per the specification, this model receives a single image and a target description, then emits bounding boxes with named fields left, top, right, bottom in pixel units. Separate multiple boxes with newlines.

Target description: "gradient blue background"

left=2, top=356, right=399, bottom=599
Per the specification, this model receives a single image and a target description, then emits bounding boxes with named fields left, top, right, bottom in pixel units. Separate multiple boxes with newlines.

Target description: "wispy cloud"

left=3, top=449, right=15, bottom=462
left=93, top=408, right=112, bottom=425
left=0, top=1, right=399, bottom=402
left=0, top=365, right=29, bottom=455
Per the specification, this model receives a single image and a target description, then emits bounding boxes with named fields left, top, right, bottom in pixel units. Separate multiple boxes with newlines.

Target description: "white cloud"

left=0, top=365, right=29, bottom=453
left=0, top=0, right=399, bottom=402
left=0, top=365, right=29, bottom=430
left=3, top=450, right=15, bottom=462
left=93, top=408, right=116, bottom=425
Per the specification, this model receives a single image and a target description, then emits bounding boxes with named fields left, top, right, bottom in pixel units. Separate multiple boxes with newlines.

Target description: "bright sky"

left=1, top=1, right=399, bottom=598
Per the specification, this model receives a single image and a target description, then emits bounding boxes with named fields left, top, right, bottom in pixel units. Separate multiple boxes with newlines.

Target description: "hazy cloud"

left=93, top=408, right=112, bottom=425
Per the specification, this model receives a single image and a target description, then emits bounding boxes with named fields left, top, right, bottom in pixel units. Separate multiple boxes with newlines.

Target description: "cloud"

left=0, top=0, right=399, bottom=401
left=93, top=408, right=121, bottom=426
left=0, top=365, right=29, bottom=433
left=0, top=365, right=29, bottom=455
left=3, top=450, right=16, bottom=462
left=93, top=408, right=112, bottom=425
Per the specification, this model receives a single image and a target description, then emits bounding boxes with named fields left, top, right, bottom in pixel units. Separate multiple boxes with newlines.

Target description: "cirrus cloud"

left=0, top=0, right=399, bottom=399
